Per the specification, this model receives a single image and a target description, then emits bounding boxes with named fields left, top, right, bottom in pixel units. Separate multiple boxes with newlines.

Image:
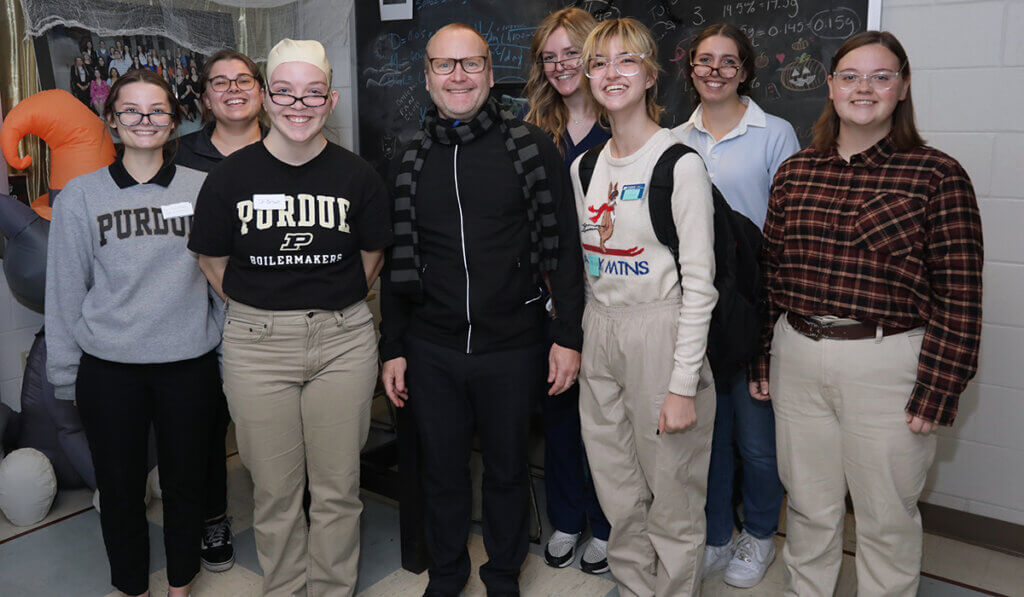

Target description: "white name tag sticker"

left=160, top=202, right=194, bottom=218
left=253, top=194, right=287, bottom=210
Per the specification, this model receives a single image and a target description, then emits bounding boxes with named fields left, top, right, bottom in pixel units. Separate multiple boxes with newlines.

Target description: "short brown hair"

left=581, top=18, right=663, bottom=123
left=811, top=31, right=924, bottom=152
left=198, top=49, right=264, bottom=123
left=686, top=24, right=756, bottom=100
left=103, top=69, right=185, bottom=160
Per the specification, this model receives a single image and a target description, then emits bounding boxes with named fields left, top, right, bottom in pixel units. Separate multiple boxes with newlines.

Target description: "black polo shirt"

left=173, top=121, right=266, bottom=174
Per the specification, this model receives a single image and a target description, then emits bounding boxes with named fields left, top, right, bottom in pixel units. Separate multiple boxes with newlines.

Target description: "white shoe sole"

left=201, top=554, right=235, bottom=573
left=723, top=549, right=775, bottom=588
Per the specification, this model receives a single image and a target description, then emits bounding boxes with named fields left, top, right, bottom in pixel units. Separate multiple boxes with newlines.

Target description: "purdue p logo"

left=280, top=232, right=314, bottom=251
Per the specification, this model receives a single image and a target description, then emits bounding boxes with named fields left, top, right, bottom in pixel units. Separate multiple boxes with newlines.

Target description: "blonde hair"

left=523, top=8, right=600, bottom=150
left=581, top=18, right=663, bottom=123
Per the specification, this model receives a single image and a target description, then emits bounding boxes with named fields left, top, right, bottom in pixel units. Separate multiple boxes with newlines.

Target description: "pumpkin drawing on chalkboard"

left=781, top=54, right=826, bottom=92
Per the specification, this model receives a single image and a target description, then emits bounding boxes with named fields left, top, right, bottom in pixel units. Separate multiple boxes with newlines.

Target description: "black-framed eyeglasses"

left=268, top=92, right=329, bottom=107
left=427, top=56, right=488, bottom=75
left=114, top=110, right=173, bottom=127
left=539, top=54, right=583, bottom=70
left=208, top=74, right=257, bottom=92
left=690, top=62, right=742, bottom=79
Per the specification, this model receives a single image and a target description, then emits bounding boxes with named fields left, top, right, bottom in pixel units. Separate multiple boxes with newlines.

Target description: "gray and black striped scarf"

left=388, top=97, right=559, bottom=299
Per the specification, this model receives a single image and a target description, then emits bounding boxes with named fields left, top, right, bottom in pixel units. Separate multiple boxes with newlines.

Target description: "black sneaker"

left=543, top=530, right=580, bottom=568
left=200, top=515, right=235, bottom=572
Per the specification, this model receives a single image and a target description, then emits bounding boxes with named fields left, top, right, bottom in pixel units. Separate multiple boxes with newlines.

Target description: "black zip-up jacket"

left=379, top=120, right=584, bottom=360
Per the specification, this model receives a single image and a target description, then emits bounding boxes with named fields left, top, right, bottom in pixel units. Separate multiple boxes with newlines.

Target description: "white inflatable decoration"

left=0, top=447, right=57, bottom=526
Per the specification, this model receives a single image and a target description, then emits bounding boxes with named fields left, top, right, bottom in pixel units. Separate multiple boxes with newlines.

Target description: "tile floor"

left=1, top=451, right=1021, bottom=596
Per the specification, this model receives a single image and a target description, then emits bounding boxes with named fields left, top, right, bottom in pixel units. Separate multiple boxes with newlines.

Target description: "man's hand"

left=749, top=379, right=771, bottom=401
left=658, top=393, right=697, bottom=434
left=548, top=344, right=581, bottom=396
left=906, top=413, right=938, bottom=434
left=382, top=357, right=409, bottom=407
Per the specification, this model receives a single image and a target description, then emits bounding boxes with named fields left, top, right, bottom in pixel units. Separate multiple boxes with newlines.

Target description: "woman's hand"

left=749, top=379, right=771, bottom=401
left=658, top=393, right=697, bottom=434
left=906, top=413, right=938, bottom=434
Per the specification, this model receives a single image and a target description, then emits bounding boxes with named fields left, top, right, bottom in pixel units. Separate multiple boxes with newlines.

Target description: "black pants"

left=203, top=384, right=230, bottom=520
left=77, top=351, right=218, bottom=595
left=406, top=336, right=542, bottom=596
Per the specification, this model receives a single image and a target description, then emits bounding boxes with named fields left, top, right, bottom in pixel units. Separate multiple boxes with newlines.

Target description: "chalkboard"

left=355, top=0, right=876, bottom=175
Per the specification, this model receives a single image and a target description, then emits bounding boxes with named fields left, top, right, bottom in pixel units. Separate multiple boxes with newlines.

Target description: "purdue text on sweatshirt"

left=45, top=160, right=222, bottom=400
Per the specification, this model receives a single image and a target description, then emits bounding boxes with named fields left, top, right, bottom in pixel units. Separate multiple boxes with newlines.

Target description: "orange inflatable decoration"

left=0, top=89, right=116, bottom=220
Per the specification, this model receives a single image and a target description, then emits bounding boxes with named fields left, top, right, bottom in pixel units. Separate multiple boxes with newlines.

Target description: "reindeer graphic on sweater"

left=582, top=181, right=644, bottom=257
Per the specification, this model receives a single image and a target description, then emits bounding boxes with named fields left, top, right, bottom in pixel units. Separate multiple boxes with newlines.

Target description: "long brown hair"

left=581, top=18, right=664, bottom=124
left=685, top=23, right=756, bottom=102
left=103, top=69, right=184, bottom=160
left=199, top=48, right=264, bottom=123
left=811, top=31, right=924, bottom=152
left=523, top=7, right=600, bottom=149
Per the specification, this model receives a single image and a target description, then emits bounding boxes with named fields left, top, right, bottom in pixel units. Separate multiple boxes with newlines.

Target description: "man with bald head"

left=380, top=23, right=585, bottom=596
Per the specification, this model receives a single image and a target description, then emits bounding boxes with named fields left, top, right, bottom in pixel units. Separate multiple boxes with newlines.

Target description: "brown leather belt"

left=786, top=312, right=911, bottom=341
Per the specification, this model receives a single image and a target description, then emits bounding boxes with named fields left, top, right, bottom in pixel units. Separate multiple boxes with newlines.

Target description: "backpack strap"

left=647, top=144, right=696, bottom=264
left=577, top=142, right=606, bottom=196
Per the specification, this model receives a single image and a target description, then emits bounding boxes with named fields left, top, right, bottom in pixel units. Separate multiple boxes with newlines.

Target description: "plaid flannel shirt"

left=752, top=136, right=984, bottom=426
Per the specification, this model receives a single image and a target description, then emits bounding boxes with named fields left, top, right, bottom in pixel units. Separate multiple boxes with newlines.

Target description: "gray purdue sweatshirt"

left=44, top=160, right=222, bottom=400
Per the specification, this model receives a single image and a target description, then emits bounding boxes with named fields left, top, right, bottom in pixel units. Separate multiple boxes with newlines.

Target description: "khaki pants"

left=221, top=300, right=378, bottom=597
left=579, top=299, right=715, bottom=597
left=770, top=314, right=937, bottom=597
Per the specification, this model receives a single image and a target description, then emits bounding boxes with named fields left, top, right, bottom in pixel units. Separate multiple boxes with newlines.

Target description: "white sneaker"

left=724, top=531, right=776, bottom=588
left=580, top=538, right=609, bottom=574
left=701, top=536, right=735, bottom=579
left=543, top=530, right=580, bottom=568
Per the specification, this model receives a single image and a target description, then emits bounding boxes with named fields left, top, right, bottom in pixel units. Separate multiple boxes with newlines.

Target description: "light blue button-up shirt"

left=671, top=97, right=800, bottom=230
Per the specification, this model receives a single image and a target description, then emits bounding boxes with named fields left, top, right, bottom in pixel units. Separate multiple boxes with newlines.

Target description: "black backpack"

left=578, top=142, right=765, bottom=382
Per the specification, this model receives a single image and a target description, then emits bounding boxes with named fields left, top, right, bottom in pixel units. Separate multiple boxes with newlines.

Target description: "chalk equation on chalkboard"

left=363, top=56, right=414, bottom=88
left=580, top=0, right=622, bottom=22
left=721, top=0, right=801, bottom=19
left=738, top=6, right=860, bottom=47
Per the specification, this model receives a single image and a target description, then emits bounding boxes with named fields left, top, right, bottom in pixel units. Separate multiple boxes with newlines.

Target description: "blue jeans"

left=543, top=380, right=610, bottom=541
left=706, top=373, right=784, bottom=546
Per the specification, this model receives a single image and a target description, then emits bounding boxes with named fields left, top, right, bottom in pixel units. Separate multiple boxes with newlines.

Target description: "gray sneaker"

left=701, top=536, right=736, bottom=580
left=724, top=531, right=775, bottom=588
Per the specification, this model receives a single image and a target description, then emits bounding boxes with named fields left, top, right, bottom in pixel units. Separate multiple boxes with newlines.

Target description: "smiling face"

left=541, top=27, right=584, bottom=99
left=827, top=43, right=907, bottom=135
left=203, top=58, right=262, bottom=126
left=424, top=27, right=494, bottom=121
left=587, top=35, right=655, bottom=117
left=690, top=35, right=747, bottom=106
left=264, top=60, right=338, bottom=146
left=107, top=81, right=175, bottom=153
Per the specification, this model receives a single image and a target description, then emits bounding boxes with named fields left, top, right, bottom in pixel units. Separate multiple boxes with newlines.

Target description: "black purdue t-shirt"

left=189, top=142, right=393, bottom=310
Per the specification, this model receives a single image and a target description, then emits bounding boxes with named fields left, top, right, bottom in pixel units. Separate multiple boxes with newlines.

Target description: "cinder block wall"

left=882, top=0, right=1024, bottom=524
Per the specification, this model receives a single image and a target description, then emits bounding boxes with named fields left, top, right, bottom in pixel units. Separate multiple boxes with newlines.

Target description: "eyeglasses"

left=115, top=110, right=173, bottom=127
left=690, top=62, right=741, bottom=79
left=584, top=53, right=646, bottom=78
left=268, top=92, right=329, bottom=107
left=427, top=56, right=488, bottom=75
left=208, top=74, right=257, bottom=92
left=540, top=53, right=582, bottom=70
left=831, top=66, right=904, bottom=91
